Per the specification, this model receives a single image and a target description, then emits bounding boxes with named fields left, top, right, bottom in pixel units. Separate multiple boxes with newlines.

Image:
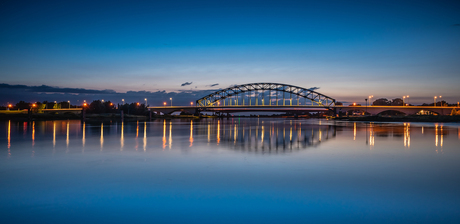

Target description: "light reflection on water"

left=1, top=118, right=460, bottom=223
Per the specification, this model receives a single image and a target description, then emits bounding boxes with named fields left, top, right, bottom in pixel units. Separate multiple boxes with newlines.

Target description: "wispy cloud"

left=207, top=83, right=219, bottom=87
left=181, top=82, right=192, bottom=86
left=0, top=83, right=216, bottom=106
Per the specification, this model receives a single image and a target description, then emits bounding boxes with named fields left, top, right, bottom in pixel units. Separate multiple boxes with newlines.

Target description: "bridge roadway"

left=149, top=105, right=459, bottom=116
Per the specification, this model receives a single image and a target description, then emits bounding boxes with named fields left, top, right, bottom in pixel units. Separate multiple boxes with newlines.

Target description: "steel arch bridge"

left=196, top=83, right=336, bottom=108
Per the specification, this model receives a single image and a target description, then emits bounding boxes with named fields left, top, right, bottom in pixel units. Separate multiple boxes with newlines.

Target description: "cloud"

left=0, top=83, right=217, bottom=106
left=207, top=83, right=219, bottom=87
left=0, top=83, right=115, bottom=94
left=308, top=87, right=320, bottom=91
left=181, top=82, right=192, bottom=86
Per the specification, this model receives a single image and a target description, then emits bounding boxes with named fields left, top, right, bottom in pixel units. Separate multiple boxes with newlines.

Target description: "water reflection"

left=120, top=122, right=124, bottom=150
left=143, top=121, right=147, bottom=151
left=189, top=120, right=193, bottom=147
left=100, top=123, right=104, bottom=150
left=82, top=122, right=85, bottom=148
left=2, top=119, right=459, bottom=155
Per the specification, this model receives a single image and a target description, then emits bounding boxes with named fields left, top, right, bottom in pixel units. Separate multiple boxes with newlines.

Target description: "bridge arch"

left=196, top=83, right=336, bottom=107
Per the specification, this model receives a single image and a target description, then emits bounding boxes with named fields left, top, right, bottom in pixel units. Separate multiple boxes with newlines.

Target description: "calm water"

left=1, top=118, right=460, bottom=223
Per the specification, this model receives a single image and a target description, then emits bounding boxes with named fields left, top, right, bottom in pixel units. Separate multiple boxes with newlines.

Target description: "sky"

left=0, top=0, right=459, bottom=105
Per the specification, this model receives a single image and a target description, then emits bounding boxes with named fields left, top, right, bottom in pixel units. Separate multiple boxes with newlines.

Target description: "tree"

left=391, top=98, right=404, bottom=106
left=372, top=98, right=390, bottom=106
left=15, top=101, right=31, bottom=110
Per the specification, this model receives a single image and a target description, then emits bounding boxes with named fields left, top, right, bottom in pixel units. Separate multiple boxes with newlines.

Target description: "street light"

left=145, top=98, right=147, bottom=106
left=434, top=96, right=437, bottom=107
left=190, top=102, right=193, bottom=106
left=164, top=102, right=166, bottom=107
left=439, top=96, right=442, bottom=106
left=170, top=98, right=172, bottom=107
left=68, top=100, right=70, bottom=109
left=122, top=99, right=125, bottom=105
left=368, top=95, right=373, bottom=106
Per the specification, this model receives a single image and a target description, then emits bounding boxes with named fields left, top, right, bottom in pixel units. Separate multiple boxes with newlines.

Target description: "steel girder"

left=196, top=83, right=336, bottom=107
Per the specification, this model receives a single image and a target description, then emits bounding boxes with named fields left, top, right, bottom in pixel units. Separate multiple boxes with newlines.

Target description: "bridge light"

left=190, top=102, right=193, bottom=106
left=164, top=102, right=166, bottom=106
left=8, top=104, right=12, bottom=108
left=353, top=103, right=356, bottom=106
left=32, top=104, right=36, bottom=107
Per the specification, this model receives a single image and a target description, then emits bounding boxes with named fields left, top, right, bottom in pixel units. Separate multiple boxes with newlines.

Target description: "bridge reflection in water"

left=2, top=119, right=460, bottom=156
left=190, top=119, right=336, bottom=153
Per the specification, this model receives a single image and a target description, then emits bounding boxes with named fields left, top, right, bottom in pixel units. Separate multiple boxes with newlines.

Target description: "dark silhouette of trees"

left=119, top=103, right=147, bottom=115
left=391, top=98, right=404, bottom=106
left=87, top=100, right=116, bottom=113
left=372, top=98, right=390, bottom=106
left=15, top=101, right=31, bottom=110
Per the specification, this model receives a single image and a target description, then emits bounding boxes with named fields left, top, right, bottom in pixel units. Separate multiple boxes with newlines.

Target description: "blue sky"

left=0, top=0, right=459, bottom=105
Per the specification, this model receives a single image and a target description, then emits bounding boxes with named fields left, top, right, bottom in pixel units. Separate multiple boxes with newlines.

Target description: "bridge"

left=149, top=82, right=458, bottom=116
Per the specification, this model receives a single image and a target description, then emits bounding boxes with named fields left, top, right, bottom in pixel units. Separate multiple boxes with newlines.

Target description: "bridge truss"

left=196, top=83, right=336, bottom=108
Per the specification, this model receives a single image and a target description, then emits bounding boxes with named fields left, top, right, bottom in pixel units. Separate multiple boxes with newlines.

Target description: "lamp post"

left=163, top=102, right=166, bottom=107
left=190, top=102, right=193, bottom=107
left=68, top=101, right=70, bottom=109
left=145, top=98, right=147, bottom=106
left=406, top=95, right=409, bottom=106
left=434, top=96, right=437, bottom=107
left=122, top=99, right=125, bottom=105
left=368, top=95, right=373, bottom=106
left=170, top=98, right=172, bottom=107
left=439, top=96, right=442, bottom=106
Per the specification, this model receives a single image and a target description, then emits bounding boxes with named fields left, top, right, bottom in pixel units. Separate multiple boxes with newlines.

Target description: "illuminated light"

left=136, top=121, right=139, bottom=138
left=120, top=122, right=124, bottom=150
left=143, top=122, right=147, bottom=151
left=7, top=120, right=11, bottom=150
left=32, top=121, right=35, bottom=146
left=208, top=123, right=211, bottom=143
left=110, top=103, right=113, bottom=106
left=82, top=122, right=85, bottom=148
left=234, top=124, right=237, bottom=144
left=83, top=103, right=87, bottom=107
left=261, top=125, right=264, bottom=145
left=164, top=102, right=166, bottom=106
left=353, top=102, right=356, bottom=106
left=66, top=121, right=69, bottom=148
left=440, top=125, right=443, bottom=148
left=100, top=123, right=103, bottom=150
left=137, top=102, right=140, bottom=106
left=53, top=122, right=56, bottom=148
left=190, top=102, right=193, bottom=106
left=190, top=120, right=193, bottom=147
left=8, top=104, right=12, bottom=108
left=32, top=104, right=36, bottom=107
left=435, top=124, right=438, bottom=147
left=169, top=121, right=172, bottom=149
left=353, top=122, right=356, bottom=140
left=217, top=120, right=220, bottom=144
